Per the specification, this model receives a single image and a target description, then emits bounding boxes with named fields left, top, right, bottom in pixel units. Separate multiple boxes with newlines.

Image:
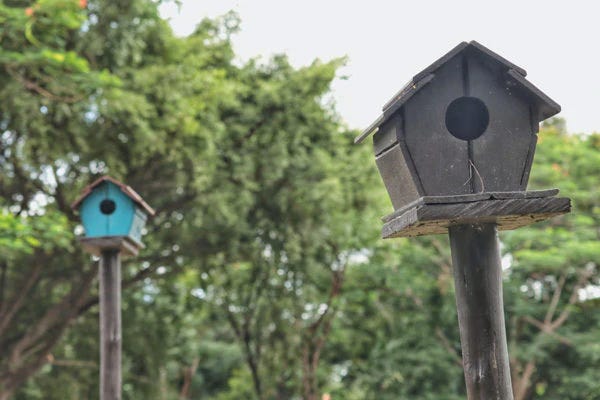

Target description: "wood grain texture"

left=375, top=144, right=421, bottom=210
left=469, top=54, right=533, bottom=193
left=382, top=195, right=570, bottom=238
left=450, top=224, right=514, bottom=400
left=100, top=250, right=122, bottom=400
left=381, top=189, right=560, bottom=223
left=372, top=113, right=399, bottom=156
left=404, top=54, right=471, bottom=197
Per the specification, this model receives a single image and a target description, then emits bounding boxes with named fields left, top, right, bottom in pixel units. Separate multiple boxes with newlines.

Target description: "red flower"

left=79, top=0, right=87, bottom=8
left=25, top=7, right=34, bottom=16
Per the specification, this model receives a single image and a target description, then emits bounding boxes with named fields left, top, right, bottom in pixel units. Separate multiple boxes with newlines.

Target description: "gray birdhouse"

left=72, top=176, right=155, bottom=256
left=356, top=41, right=570, bottom=238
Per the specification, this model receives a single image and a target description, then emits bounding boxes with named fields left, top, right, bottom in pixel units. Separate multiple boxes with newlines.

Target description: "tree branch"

left=522, top=316, right=572, bottom=346
left=513, top=359, right=536, bottom=400
left=544, top=274, right=566, bottom=325
left=9, top=265, right=96, bottom=367
left=5, top=65, right=84, bottom=103
left=49, top=165, right=76, bottom=220
left=47, top=355, right=96, bottom=369
left=0, top=254, right=45, bottom=339
left=551, top=269, right=594, bottom=330
left=179, top=357, right=199, bottom=399
left=0, top=261, right=7, bottom=311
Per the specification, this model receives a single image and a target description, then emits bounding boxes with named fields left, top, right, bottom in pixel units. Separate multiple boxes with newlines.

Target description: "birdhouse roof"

left=71, top=175, right=156, bottom=216
left=355, top=40, right=561, bottom=144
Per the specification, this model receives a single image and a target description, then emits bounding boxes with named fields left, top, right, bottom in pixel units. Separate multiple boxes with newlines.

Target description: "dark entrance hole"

left=100, top=199, right=116, bottom=215
left=445, top=96, right=489, bottom=141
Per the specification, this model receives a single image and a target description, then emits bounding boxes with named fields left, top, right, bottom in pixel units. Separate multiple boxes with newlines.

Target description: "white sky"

left=159, top=0, right=600, bottom=134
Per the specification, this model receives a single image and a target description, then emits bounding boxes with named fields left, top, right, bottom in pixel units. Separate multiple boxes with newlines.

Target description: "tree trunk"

left=179, top=358, right=199, bottom=399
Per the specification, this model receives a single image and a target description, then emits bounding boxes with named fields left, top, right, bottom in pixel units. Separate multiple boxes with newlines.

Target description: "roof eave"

left=353, top=41, right=555, bottom=145
left=354, top=74, right=435, bottom=144
left=506, top=69, right=561, bottom=121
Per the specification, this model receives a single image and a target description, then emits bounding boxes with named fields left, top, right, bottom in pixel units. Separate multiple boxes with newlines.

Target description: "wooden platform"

left=79, top=236, right=143, bottom=257
left=381, top=189, right=571, bottom=238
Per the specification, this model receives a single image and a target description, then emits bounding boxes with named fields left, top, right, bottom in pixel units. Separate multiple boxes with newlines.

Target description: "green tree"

left=503, top=120, right=600, bottom=400
left=2, top=1, right=381, bottom=399
left=184, top=54, right=383, bottom=399
left=0, top=0, right=230, bottom=397
left=1, top=0, right=598, bottom=399
left=0, top=1, right=108, bottom=397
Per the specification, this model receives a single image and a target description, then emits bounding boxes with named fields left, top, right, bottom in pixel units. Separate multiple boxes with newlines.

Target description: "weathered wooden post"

left=356, top=41, right=571, bottom=399
left=72, top=176, right=155, bottom=400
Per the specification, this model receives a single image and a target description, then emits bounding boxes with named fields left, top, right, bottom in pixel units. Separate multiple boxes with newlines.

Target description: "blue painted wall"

left=80, top=181, right=136, bottom=239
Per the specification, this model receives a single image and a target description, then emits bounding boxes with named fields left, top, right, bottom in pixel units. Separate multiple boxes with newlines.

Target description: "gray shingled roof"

left=355, top=41, right=560, bottom=144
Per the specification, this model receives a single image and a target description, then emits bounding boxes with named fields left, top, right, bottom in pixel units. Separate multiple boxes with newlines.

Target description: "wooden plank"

left=469, top=55, right=533, bottom=192
left=403, top=55, right=470, bottom=197
left=382, top=196, right=570, bottom=238
left=411, top=41, right=470, bottom=83
left=422, top=193, right=491, bottom=204
left=375, top=144, right=420, bottom=210
left=489, top=189, right=558, bottom=199
left=383, top=74, right=435, bottom=117
left=469, top=41, right=527, bottom=76
left=372, top=113, right=400, bottom=155
left=425, top=189, right=559, bottom=202
left=396, top=107, right=426, bottom=196
left=80, top=236, right=142, bottom=257
left=381, top=198, right=424, bottom=223
left=506, top=69, right=561, bottom=120
left=354, top=113, right=384, bottom=144
left=381, top=79, right=416, bottom=112
left=381, top=189, right=560, bottom=223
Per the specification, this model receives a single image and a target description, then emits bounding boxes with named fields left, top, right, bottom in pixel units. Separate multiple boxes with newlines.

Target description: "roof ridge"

left=355, top=41, right=557, bottom=144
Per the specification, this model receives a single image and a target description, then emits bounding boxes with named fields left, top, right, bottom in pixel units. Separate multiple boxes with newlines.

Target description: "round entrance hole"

left=100, top=199, right=116, bottom=215
left=445, top=96, right=489, bottom=141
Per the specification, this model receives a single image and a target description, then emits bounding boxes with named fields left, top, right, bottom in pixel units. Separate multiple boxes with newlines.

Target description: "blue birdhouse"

left=72, top=176, right=155, bottom=254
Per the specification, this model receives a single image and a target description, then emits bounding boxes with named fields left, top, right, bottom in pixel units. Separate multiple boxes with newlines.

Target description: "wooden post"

left=449, top=223, right=513, bottom=400
left=73, top=177, right=153, bottom=399
left=99, top=248, right=122, bottom=400
left=355, top=41, right=569, bottom=400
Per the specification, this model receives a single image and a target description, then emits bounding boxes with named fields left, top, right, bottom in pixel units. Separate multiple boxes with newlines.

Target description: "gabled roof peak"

left=355, top=41, right=560, bottom=144
left=381, top=41, right=527, bottom=115
left=71, top=175, right=156, bottom=216
left=411, top=41, right=526, bottom=88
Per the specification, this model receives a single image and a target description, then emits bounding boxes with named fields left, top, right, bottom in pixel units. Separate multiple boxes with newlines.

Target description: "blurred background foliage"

left=0, top=1, right=598, bottom=399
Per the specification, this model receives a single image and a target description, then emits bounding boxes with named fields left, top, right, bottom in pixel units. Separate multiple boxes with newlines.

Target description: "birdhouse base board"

left=79, top=236, right=143, bottom=257
left=382, top=192, right=570, bottom=238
